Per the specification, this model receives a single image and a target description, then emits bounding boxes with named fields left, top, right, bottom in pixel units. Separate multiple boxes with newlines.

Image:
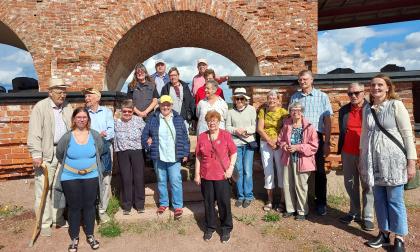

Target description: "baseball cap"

left=159, top=95, right=173, bottom=104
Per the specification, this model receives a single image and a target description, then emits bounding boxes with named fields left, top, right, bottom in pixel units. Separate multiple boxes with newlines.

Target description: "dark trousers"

left=201, top=179, right=233, bottom=234
left=62, top=177, right=99, bottom=239
left=117, top=149, right=145, bottom=211
left=315, top=132, right=327, bottom=206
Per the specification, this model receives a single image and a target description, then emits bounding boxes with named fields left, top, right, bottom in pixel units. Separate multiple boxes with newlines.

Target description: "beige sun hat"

left=232, top=87, right=250, bottom=100
left=48, top=78, right=68, bottom=89
left=82, top=87, right=101, bottom=98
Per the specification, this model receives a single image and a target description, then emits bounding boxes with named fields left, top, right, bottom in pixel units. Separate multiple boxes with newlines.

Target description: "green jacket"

left=27, top=97, right=73, bottom=162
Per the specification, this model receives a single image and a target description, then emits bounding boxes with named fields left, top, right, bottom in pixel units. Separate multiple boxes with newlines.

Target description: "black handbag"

left=371, top=108, right=420, bottom=190
left=235, top=135, right=259, bottom=150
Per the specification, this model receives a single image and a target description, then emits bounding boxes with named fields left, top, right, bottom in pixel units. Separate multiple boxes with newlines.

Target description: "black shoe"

left=203, top=231, right=214, bottom=241
left=362, top=220, right=375, bottom=231
left=366, top=231, right=390, bottom=248
left=137, top=208, right=145, bottom=214
left=235, top=200, right=244, bottom=208
left=123, top=210, right=131, bottom=215
left=242, top=200, right=252, bottom=208
left=221, top=232, right=231, bottom=244
left=86, top=235, right=100, bottom=250
left=316, top=205, right=327, bottom=216
left=394, top=237, right=405, bottom=252
left=339, top=214, right=356, bottom=224
left=295, top=215, right=306, bottom=221
left=282, top=212, right=294, bottom=218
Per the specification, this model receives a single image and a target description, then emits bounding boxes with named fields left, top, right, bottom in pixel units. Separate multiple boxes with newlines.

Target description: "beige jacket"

left=27, top=97, right=73, bottom=162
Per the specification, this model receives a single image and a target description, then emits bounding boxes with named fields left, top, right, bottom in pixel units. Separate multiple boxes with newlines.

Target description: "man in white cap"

left=191, top=58, right=228, bottom=96
left=82, top=87, right=114, bottom=223
left=151, top=59, right=170, bottom=97
left=27, top=78, right=73, bottom=236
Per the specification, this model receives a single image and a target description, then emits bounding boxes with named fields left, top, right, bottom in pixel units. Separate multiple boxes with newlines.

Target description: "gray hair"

left=348, top=82, right=364, bottom=90
left=206, top=79, right=219, bottom=91
left=267, top=89, right=279, bottom=98
left=121, top=99, right=134, bottom=109
left=288, top=101, right=305, bottom=113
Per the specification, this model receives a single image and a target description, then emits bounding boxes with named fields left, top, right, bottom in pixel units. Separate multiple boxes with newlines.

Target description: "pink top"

left=278, top=117, right=318, bottom=172
left=196, top=129, right=237, bottom=180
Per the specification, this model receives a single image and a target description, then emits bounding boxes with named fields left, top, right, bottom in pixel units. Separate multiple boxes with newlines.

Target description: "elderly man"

left=27, top=78, right=73, bottom=236
left=289, top=70, right=333, bottom=216
left=82, top=88, right=114, bottom=223
left=191, top=59, right=228, bottom=96
left=338, top=83, right=374, bottom=231
left=151, top=59, right=170, bottom=97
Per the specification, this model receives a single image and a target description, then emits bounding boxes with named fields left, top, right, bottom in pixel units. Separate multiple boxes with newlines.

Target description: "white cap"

left=155, top=59, right=165, bottom=65
left=197, top=58, right=208, bottom=65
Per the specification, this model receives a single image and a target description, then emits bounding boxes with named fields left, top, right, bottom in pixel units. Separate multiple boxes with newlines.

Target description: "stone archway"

left=106, top=11, right=260, bottom=91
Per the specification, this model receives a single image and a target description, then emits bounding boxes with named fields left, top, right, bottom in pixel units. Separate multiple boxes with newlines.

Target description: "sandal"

left=174, top=208, right=183, bottom=220
left=86, top=235, right=100, bottom=250
left=263, top=202, right=272, bottom=212
left=68, top=238, right=79, bottom=252
left=156, top=206, right=168, bottom=214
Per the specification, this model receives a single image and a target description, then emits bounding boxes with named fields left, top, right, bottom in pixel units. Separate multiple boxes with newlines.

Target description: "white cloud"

left=318, top=28, right=420, bottom=73
left=0, top=67, right=23, bottom=84
left=2, top=50, right=33, bottom=65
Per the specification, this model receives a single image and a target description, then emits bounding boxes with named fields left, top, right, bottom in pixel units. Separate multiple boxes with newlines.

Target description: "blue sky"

left=1, top=20, right=420, bottom=100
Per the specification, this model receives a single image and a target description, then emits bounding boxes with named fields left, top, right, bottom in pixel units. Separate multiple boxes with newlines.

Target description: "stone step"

left=114, top=202, right=204, bottom=222
left=144, top=181, right=203, bottom=207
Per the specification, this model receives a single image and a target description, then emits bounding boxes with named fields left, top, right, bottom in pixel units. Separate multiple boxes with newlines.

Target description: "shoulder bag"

left=208, top=132, right=238, bottom=184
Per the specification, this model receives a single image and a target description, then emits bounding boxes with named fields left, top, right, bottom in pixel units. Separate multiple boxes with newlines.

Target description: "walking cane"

left=29, top=163, right=49, bottom=247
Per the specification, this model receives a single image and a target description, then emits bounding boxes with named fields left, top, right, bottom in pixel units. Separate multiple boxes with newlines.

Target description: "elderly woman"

left=195, top=111, right=237, bottom=243
left=196, top=79, right=228, bottom=135
left=141, top=95, right=190, bottom=220
left=127, top=63, right=159, bottom=121
left=361, top=74, right=417, bottom=251
left=257, top=89, right=288, bottom=211
left=226, top=87, right=257, bottom=208
left=114, top=99, right=146, bottom=215
left=55, top=107, right=103, bottom=252
left=278, top=102, right=318, bottom=220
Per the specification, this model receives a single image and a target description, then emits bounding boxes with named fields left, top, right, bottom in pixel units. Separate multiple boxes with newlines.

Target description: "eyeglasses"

left=347, top=91, right=363, bottom=97
left=122, top=109, right=133, bottom=114
left=206, top=120, right=219, bottom=124
left=235, top=97, right=246, bottom=101
left=290, top=108, right=302, bottom=113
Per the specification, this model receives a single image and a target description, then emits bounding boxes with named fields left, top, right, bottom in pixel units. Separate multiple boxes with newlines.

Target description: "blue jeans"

left=155, top=160, right=183, bottom=209
left=373, top=185, right=408, bottom=236
left=235, top=145, right=254, bottom=201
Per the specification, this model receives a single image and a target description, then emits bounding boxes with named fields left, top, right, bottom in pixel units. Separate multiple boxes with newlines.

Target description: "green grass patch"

left=327, top=195, right=348, bottom=209
left=260, top=223, right=296, bottom=240
left=0, top=205, right=23, bottom=218
left=122, top=216, right=190, bottom=236
left=98, top=219, right=122, bottom=237
left=106, top=196, right=120, bottom=217
left=233, top=214, right=257, bottom=226
left=262, top=211, right=280, bottom=222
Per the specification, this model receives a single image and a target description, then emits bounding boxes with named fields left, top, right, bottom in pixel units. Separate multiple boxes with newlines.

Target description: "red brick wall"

left=0, top=0, right=318, bottom=91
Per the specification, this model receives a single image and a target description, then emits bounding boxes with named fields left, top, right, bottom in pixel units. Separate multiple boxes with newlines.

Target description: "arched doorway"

left=106, top=11, right=259, bottom=91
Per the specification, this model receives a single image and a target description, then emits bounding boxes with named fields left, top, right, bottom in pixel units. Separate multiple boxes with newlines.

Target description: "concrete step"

left=114, top=202, right=204, bottom=222
left=144, top=181, right=203, bottom=207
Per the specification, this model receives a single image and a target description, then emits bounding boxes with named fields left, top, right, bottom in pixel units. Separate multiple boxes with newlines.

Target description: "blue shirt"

left=61, top=133, right=98, bottom=181
left=88, top=106, right=114, bottom=141
left=158, top=113, right=176, bottom=162
left=290, top=88, right=333, bottom=133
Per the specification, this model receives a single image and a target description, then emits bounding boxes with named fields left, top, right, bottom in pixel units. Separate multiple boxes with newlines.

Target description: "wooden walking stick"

left=29, top=163, right=49, bottom=247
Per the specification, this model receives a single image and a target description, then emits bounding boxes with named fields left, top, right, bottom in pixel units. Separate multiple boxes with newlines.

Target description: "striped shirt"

left=289, top=88, right=333, bottom=133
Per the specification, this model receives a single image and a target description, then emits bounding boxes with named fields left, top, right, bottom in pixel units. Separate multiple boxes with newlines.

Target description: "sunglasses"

left=235, top=97, right=246, bottom=101
left=347, top=91, right=363, bottom=97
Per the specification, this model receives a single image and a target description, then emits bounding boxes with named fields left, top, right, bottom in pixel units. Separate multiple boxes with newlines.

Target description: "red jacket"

left=278, top=117, right=318, bottom=172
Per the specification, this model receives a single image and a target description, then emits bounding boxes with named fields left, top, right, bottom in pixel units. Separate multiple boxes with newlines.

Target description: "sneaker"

left=366, top=231, right=390, bottom=248
left=123, top=210, right=131, bottom=215
left=156, top=206, right=168, bottom=214
left=282, top=212, right=294, bottom=218
left=221, top=232, right=231, bottom=244
left=235, top=200, right=244, bottom=208
left=242, top=200, right=252, bottom=208
left=316, top=205, right=327, bottom=216
left=174, top=208, right=183, bottom=220
left=295, top=214, right=306, bottom=221
left=40, top=227, right=52, bottom=237
left=203, top=231, right=214, bottom=241
left=263, top=202, right=272, bottom=211
left=394, top=237, right=405, bottom=252
left=339, top=214, right=356, bottom=224
left=362, top=220, right=375, bottom=231
left=137, top=208, right=145, bottom=214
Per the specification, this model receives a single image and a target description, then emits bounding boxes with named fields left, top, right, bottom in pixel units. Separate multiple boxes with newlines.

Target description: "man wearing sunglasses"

left=337, top=82, right=374, bottom=231
left=83, top=87, right=115, bottom=224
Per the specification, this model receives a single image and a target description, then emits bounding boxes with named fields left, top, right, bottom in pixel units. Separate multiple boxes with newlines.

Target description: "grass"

left=260, top=223, right=297, bottom=240
left=0, top=205, right=23, bottom=218
left=233, top=214, right=257, bottom=226
left=262, top=211, right=280, bottom=222
left=106, top=196, right=120, bottom=217
left=98, top=219, right=122, bottom=237
left=327, top=195, right=348, bottom=210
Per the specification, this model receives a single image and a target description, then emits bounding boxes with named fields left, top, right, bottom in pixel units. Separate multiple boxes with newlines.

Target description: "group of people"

left=26, top=61, right=417, bottom=251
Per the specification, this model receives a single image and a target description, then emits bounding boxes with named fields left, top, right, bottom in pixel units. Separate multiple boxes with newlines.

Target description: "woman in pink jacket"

left=278, top=101, right=318, bottom=220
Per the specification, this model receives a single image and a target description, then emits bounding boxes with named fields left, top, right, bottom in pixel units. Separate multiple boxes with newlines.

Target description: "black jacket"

left=337, top=99, right=368, bottom=154
left=160, top=80, right=196, bottom=122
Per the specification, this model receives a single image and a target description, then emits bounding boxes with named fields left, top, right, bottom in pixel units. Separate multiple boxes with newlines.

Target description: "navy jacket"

left=337, top=100, right=368, bottom=154
left=160, top=80, right=196, bottom=122
left=141, top=110, right=190, bottom=161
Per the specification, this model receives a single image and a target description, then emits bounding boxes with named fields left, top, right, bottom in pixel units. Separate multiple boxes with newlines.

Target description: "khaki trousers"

left=34, top=148, right=65, bottom=229
left=283, top=161, right=310, bottom=216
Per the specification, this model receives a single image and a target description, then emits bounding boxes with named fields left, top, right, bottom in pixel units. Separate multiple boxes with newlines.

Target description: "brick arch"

left=105, top=11, right=261, bottom=91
